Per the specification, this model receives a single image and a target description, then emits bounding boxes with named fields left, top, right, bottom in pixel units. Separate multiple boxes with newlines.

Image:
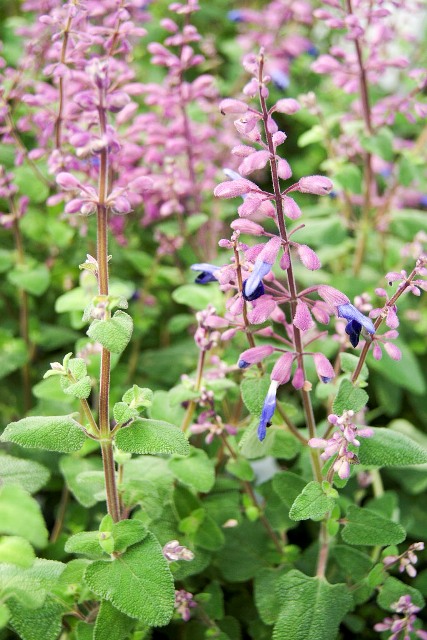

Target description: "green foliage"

left=87, top=310, right=133, bottom=354
left=0, top=454, right=50, bottom=493
left=377, top=577, right=425, bottom=612
left=1, top=415, right=86, bottom=452
left=0, top=485, right=48, bottom=548
left=358, top=427, right=427, bottom=467
left=289, top=481, right=337, bottom=521
left=332, top=379, right=369, bottom=415
left=115, top=418, right=190, bottom=456
left=169, top=447, right=215, bottom=492
left=84, top=534, right=175, bottom=625
left=342, top=506, right=406, bottom=546
left=273, top=571, right=353, bottom=640
left=94, top=600, right=135, bottom=640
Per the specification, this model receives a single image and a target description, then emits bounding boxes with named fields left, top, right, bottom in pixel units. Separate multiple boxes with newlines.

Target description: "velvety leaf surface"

left=342, top=506, right=406, bottom=546
left=0, top=485, right=48, bottom=548
left=358, top=428, right=427, bottom=467
left=289, top=481, right=336, bottom=521
left=94, top=600, right=135, bottom=640
left=87, top=310, right=133, bottom=354
left=273, top=570, right=352, bottom=640
left=1, top=415, right=86, bottom=452
left=84, top=534, right=174, bottom=625
left=333, top=379, right=368, bottom=415
left=115, top=418, right=190, bottom=456
left=168, top=447, right=215, bottom=492
left=0, top=454, right=50, bottom=493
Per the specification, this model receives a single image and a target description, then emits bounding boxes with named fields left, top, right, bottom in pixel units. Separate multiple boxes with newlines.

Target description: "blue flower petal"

left=245, top=260, right=272, bottom=297
left=242, top=280, right=265, bottom=302
left=238, top=359, right=250, bottom=369
left=190, top=263, right=220, bottom=286
left=338, top=303, right=375, bottom=335
left=258, top=382, right=278, bottom=441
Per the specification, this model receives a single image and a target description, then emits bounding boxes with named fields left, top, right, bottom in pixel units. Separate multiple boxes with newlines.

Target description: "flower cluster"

left=309, top=410, right=374, bottom=479
left=383, top=542, right=425, bottom=579
left=174, top=589, right=197, bottom=622
left=374, top=595, right=427, bottom=640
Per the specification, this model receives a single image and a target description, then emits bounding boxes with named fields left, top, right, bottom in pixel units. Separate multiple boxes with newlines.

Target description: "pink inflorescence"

left=374, top=595, right=427, bottom=640
left=309, top=410, right=374, bottom=479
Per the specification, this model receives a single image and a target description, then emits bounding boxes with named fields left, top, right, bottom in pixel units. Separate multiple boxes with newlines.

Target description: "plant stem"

left=54, top=10, right=72, bottom=150
left=180, top=348, right=206, bottom=432
left=96, top=89, right=120, bottom=522
left=316, top=521, right=330, bottom=578
left=50, top=485, right=69, bottom=543
left=351, top=265, right=421, bottom=384
left=258, top=54, right=322, bottom=484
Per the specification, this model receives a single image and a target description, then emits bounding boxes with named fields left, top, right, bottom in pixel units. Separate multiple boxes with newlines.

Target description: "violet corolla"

left=309, top=410, right=374, bottom=479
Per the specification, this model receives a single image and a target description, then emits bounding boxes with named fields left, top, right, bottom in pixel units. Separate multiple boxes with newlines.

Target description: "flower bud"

left=298, top=175, right=333, bottom=195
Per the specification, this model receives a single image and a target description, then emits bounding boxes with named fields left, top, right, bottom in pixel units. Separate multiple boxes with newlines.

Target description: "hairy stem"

left=96, top=90, right=120, bottom=522
left=180, top=348, right=206, bottom=432
left=258, top=54, right=322, bottom=483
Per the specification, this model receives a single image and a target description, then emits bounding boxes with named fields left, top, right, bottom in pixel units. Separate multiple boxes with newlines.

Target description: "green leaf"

left=342, top=506, right=406, bottom=546
left=94, top=600, right=135, bottom=640
left=0, top=536, right=35, bottom=568
left=377, top=576, right=425, bottom=611
left=0, top=564, right=46, bottom=609
left=254, top=568, right=287, bottom=625
left=109, top=519, right=147, bottom=553
left=358, top=428, right=427, bottom=467
left=272, top=472, right=307, bottom=509
left=60, top=375, right=92, bottom=399
left=115, top=418, right=190, bottom=456
left=14, top=166, right=49, bottom=203
left=334, top=165, right=362, bottom=194
left=168, top=447, right=215, bottom=492
left=113, top=402, right=138, bottom=425
left=65, top=531, right=106, bottom=559
left=333, top=379, right=368, bottom=415
left=239, top=419, right=301, bottom=460
left=332, top=545, right=373, bottom=582
left=361, top=127, right=394, bottom=161
left=289, top=481, right=337, bottom=521
left=84, top=534, right=174, bottom=626
left=0, top=335, right=28, bottom=379
left=122, top=385, right=153, bottom=409
left=369, top=340, right=425, bottom=395
left=0, top=485, right=48, bottom=548
left=217, top=521, right=271, bottom=582
left=0, top=603, right=10, bottom=629
left=298, top=125, right=323, bottom=147
left=87, top=311, right=133, bottom=354
left=9, top=597, right=65, bottom=640
left=172, top=283, right=224, bottom=311
left=241, top=377, right=271, bottom=416
left=1, top=415, right=86, bottom=452
left=340, top=353, right=368, bottom=380
left=0, top=454, right=50, bottom=493
left=7, top=262, right=50, bottom=296
left=0, top=249, right=14, bottom=273
left=60, top=456, right=103, bottom=507
left=273, top=570, right=353, bottom=640
left=225, top=456, right=255, bottom=482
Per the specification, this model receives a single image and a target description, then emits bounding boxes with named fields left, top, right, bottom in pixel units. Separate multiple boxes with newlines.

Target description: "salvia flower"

left=174, top=590, right=197, bottom=622
left=309, top=410, right=374, bottom=479
left=338, top=303, right=376, bottom=347
left=191, top=263, right=221, bottom=284
left=162, top=540, right=194, bottom=563
left=238, top=345, right=274, bottom=369
left=374, top=595, right=427, bottom=640
left=258, top=380, right=279, bottom=441
left=383, top=542, right=425, bottom=578
left=243, top=236, right=281, bottom=300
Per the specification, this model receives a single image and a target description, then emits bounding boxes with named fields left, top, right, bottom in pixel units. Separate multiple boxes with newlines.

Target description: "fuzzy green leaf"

left=289, top=481, right=337, bottom=521
left=168, top=447, right=215, bottom=492
left=358, top=428, right=427, bottom=467
left=225, top=456, right=255, bottom=481
left=113, top=402, right=138, bottom=425
left=0, top=335, right=28, bottom=379
left=241, top=377, right=271, bottom=416
left=377, top=576, right=425, bottom=611
left=273, top=570, right=353, bottom=640
left=87, top=310, right=133, bottom=354
left=172, top=283, right=224, bottom=311
left=342, top=506, right=406, bottom=546
left=272, top=471, right=307, bottom=509
left=7, top=262, right=50, bottom=296
left=0, top=485, right=48, bottom=548
left=1, top=415, right=86, bottom=452
left=65, top=532, right=105, bottom=559
left=0, top=454, right=50, bottom=493
left=94, top=600, right=135, bottom=640
left=254, top=568, right=287, bottom=625
left=333, top=379, right=368, bottom=415
left=60, top=456, right=103, bottom=507
left=122, top=385, right=153, bottom=409
left=239, top=419, right=301, bottom=460
left=332, top=545, right=373, bottom=582
left=0, top=564, right=46, bottom=609
left=115, top=418, right=189, bottom=456
left=0, top=536, right=35, bottom=568
left=84, top=534, right=174, bottom=625
left=9, top=598, right=65, bottom=640
left=60, top=375, right=92, bottom=399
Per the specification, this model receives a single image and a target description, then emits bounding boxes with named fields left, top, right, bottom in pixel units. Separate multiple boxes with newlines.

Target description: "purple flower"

left=258, top=380, right=279, bottom=441
left=190, top=263, right=221, bottom=285
left=337, top=303, right=376, bottom=347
